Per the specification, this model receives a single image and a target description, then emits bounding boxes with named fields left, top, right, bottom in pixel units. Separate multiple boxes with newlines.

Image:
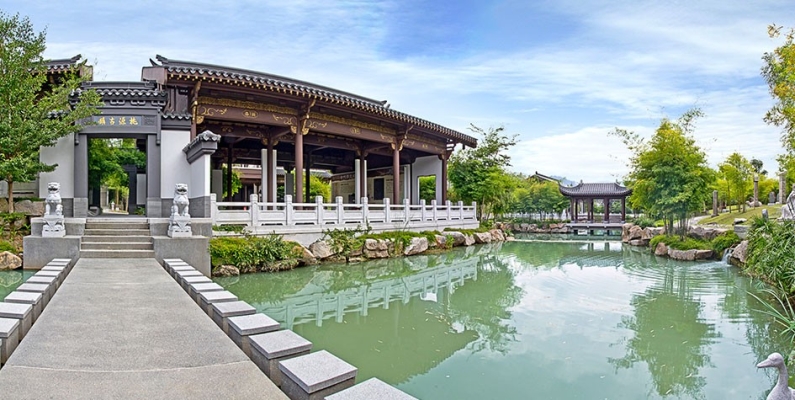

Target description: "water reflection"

left=0, top=269, right=33, bottom=300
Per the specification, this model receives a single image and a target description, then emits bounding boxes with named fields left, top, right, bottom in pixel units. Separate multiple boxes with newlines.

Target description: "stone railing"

left=211, top=194, right=477, bottom=231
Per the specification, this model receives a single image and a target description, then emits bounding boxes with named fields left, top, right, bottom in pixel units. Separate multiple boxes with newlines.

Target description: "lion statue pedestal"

left=42, top=182, right=65, bottom=238
left=168, top=183, right=192, bottom=238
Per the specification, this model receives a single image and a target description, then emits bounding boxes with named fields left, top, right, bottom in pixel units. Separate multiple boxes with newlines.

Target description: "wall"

left=411, top=155, right=442, bottom=204
left=39, top=133, right=76, bottom=199
left=160, top=129, right=192, bottom=202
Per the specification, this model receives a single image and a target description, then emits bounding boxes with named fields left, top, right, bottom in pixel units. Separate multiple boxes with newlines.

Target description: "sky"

left=3, top=0, right=793, bottom=182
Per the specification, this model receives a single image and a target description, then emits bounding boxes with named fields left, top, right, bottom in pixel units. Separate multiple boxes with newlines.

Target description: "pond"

left=0, top=269, right=34, bottom=300
left=215, top=239, right=790, bottom=399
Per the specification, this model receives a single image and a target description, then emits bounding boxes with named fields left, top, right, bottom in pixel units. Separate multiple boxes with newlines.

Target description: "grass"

left=697, top=204, right=782, bottom=226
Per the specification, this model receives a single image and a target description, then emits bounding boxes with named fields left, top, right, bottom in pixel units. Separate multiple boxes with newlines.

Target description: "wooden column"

left=604, top=198, right=610, bottom=222
left=621, top=197, right=627, bottom=222
left=305, top=153, right=311, bottom=203
left=392, top=146, right=401, bottom=204
left=225, top=144, right=233, bottom=201
left=267, top=139, right=275, bottom=203
left=294, top=131, right=303, bottom=204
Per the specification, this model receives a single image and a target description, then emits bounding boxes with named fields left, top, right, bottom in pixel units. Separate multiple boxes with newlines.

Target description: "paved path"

left=0, top=258, right=287, bottom=399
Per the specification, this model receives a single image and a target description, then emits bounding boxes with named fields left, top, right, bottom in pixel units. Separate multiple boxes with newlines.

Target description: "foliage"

left=748, top=286, right=795, bottom=343
left=323, top=225, right=370, bottom=256
left=209, top=235, right=299, bottom=272
left=631, top=215, right=657, bottom=228
left=0, top=13, right=101, bottom=212
left=443, top=226, right=491, bottom=235
left=745, top=217, right=795, bottom=296
left=711, top=231, right=741, bottom=257
left=0, top=240, right=14, bottom=253
left=697, top=203, right=782, bottom=226
left=448, top=125, right=517, bottom=221
left=88, top=138, right=146, bottom=209
left=610, top=109, right=715, bottom=237
left=308, top=174, right=331, bottom=202
left=418, top=175, right=436, bottom=202
left=718, top=152, right=753, bottom=212
left=222, top=165, right=242, bottom=199
left=648, top=235, right=712, bottom=252
left=212, top=224, right=246, bottom=233
left=511, top=180, right=569, bottom=220
left=762, top=25, right=795, bottom=155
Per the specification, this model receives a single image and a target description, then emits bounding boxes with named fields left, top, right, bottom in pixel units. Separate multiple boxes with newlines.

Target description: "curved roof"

left=151, top=55, right=477, bottom=147
left=559, top=182, right=632, bottom=197
left=45, top=55, right=83, bottom=72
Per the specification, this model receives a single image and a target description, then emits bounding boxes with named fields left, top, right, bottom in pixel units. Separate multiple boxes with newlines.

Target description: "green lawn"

left=697, top=204, right=782, bottom=226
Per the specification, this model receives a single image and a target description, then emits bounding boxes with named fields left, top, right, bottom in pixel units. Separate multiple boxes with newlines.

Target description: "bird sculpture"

left=758, top=352, right=795, bottom=400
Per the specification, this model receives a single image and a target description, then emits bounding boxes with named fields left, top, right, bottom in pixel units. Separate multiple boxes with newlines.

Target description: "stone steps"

left=80, top=219, right=153, bottom=259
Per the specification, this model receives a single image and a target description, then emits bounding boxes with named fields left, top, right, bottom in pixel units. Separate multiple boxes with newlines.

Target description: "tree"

left=718, top=152, right=753, bottom=212
left=308, top=175, right=330, bottom=202
left=611, top=109, right=715, bottom=236
left=0, top=13, right=100, bottom=211
left=762, top=25, right=795, bottom=154
left=418, top=176, right=436, bottom=202
left=448, top=125, right=517, bottom=220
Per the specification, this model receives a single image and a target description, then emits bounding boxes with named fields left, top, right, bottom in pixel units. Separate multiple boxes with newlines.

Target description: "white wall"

left=39, top=133, right=75, bottom=198
left=190, top=155, right=211, bottom=197
left=411, top=155, right=442, bottom=204
left=160, top=129, right=192, bottom=198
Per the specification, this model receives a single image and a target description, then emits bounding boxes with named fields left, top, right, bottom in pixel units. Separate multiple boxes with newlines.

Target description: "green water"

left=0, top=269, right=34, bottom=300
left=216, top=240, right=791, bottom=399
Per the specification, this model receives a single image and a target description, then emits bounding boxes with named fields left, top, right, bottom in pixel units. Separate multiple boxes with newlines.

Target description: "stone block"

left=0, top=317, right=20, bottom=365
left=22, top=236, right=80, bottom=270
left=199, top=290, right=238, bottom=316
left=211, top=301, right=256, bottom=334
left=26, top=276, right=58, bottom=299
left=249, top=330, right=312, bottom=386
left=325, top=378, right=418, bottom=400
left=175, top=270, right=203, bottom=289
left=41, top=266, right=67, bottom=286
left=153, top=236, right=211, bottom=277
left=4, top=291, right=43, bottom=323
left=188, top=282, right=224, bottom=303
left=17, top=283, right=51, bottom=308
left=278, top=350, right=357, bottom=400
left=0, top=302, right=32, bottom=340
left=170, top=265, right=195, bottom=279
left=227, top=313, right=280, bottom=357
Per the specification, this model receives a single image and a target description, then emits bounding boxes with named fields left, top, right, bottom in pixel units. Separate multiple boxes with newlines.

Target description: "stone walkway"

left=0, top=258, right=286, bottom=399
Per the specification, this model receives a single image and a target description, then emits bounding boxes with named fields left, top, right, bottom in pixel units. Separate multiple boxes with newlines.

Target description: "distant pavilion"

left=559, top=182, right=632, bottom=223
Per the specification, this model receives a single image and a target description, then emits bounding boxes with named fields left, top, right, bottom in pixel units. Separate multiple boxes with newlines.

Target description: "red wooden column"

left=589, top=198, right=594, bottom=222
left=604, top=198, right=610, bottom=222
left=621, top=197, right=627, bottom=221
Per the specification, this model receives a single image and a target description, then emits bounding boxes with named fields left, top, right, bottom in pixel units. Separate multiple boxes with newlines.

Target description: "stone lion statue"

left=44, top=182, right=63, bottom=217
left=171, top=183, right=190, bottom=218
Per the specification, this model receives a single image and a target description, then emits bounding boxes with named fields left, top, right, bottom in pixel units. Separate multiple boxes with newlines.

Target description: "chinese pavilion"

left=559, top=182, right=632, bottom=223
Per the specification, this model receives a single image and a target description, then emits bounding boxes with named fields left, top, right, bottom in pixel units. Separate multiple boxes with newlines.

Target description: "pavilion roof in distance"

left=558, top=182, right=632, bottom=197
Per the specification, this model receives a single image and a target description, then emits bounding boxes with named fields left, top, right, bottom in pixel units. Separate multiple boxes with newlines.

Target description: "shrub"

left=323, top=225, right=369, bottom=255
left=209, top=235, right=298, bottom=272
left=212, top=224, right=246, bottom=234
left=711, top=231, right=741, bottom=257
left=649, top=235, right=711, bottom=251
left=0, top=240, right=15, bottom=253
left=746, top=218, right=795, bottom=295
left=632, top=215, right=657, bottom=228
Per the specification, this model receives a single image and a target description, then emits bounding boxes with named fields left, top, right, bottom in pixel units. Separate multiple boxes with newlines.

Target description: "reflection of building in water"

left=262, top=257, right=479, bottom=330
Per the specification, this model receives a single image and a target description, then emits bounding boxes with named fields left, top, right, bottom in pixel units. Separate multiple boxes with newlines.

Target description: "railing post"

left=458, top=200, right=464, bottom=220
left=472, top=201, right=478, bottom=220
left=250, top=194, right=259, bottom=227
left=446, top=200, right=452, bottom=221
left=336, top=196, right=344, bottom=225
left=384, top=197, right=391, bottom=222
left=210, top=193, right=218, bottom=224
left=285, top=195, right=293, bottom=225
left=316, top=196, right=324, bottom=225
left=420, top=199, right=427, bottom=221
left=431, top=200, right=438, bottom=221
left=361, top=197, right=369, bottom=224
left=403, top=198, right=410, bottom=223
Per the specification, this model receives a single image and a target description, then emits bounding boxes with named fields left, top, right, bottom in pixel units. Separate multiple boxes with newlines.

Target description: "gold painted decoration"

left=350, top=127, right=361, bottom=135
left=196, top=115, right=205, bottom=124
left=197, top=97, right=296, bottom=115
left=309, top=112, right=395, bottom=135
left=273, top=114, right=297, bottom=127
left=307, top=120, right=327, bottom=129
left=242, top=109, right=258, bottom=118
left=198, top=106, right=228, bottom=117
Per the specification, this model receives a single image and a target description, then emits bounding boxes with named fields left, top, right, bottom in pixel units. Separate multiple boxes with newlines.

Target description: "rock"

left=688, top=226, right=726, bottom=241
left=489, top=229, right=505, bottom=242
left=363, top=248, right=390, bottom=259
left=213, top=264, right=240, bottom=277
left=519, top=223, right=530, bottom=232
left=628, top=239, right=647, bottom=246
left=654, top=242, right=668, bottom=256
left=13, top=200, right=44, bottom=216
left=265, top=259, right=300, bottom=272
left=734, top=218, right=747, bottom=225
left=474, top=232, right=492, bottom=244
left=0, top=251, right=21, bottom=270
left=506, top=236, right=515, bottom=241
left=628, top=225, right=644, bottom=241
left=434, top=235, right=447, bottom=248
left=308, top=240, right=335, bottom=259
left=730, top=240, right=749, bottom=265
left=404, top=237, right=429, bottom=256
left=364, top=239, right=388, bottom=251
left=621, top=223, right=634, bottom=243
left=299, top=246, right=317, bottom=265
left=445, top=232, right=466, bottom=246
left=668, top=249, right=697, bottom=261
left=464, top=234, right=476, bottom=246
left=348, top=256, right=363, bottom=263
left=694, top=249, right=714, bottom=260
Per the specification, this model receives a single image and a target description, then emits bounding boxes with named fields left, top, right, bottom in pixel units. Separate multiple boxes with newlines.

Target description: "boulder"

left=13, top=200, right=44, bottom=216
left=364, top=248, right=390, bottom=259
left=654, top=242, right=668, bottom=256
left=730, top=240, right=749, bottom=265
left=668, top=248, right=696, bottom=261
left=628, top=239, right=647, bottom=246
left=474, top=232, right=492, bottom=244
left=627, top=225, right=644, bottom=241
left=734, top=218, right=747, bottom=225
left=621, top=223, right=634, bottom=243
left=434, top=235, right=447, bottom=248
left=308, top=240, right=335, bottom=259
left=212, top=264, right=240, bottom=277
left=464, top=235, right=476, bottom=246
left=364, top=239, right=388, bottom=251
left=694, top=249, right=714, bottom=260
left=489, top=229, right=505, bottom=242
left=519, top=223, right=530, bottom=232
left=299, top=246, right=317, bottom=265
left=688, top=226, right=726, bottom=241
left=404, top=237, right=429, bottom=256
left=505, top=236, right=516, bottom=241
left=446, top=232, right=466, bottom=246
left=0, top=251, right=21, bottom=270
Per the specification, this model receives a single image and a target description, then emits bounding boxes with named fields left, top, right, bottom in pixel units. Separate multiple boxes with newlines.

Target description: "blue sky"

left=4, top=0, right=793, bottom=182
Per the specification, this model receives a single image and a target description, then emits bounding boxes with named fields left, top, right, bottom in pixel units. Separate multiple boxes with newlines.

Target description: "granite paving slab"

left=0, top=258, right=286, bottom=399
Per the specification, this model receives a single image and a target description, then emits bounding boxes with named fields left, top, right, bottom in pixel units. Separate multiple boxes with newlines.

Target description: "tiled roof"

left=71, top=81, right=167, bottom=108
left=46, top=55, right=83, bottom=72
left=152, top=55, right=477, bottom=147
left=559, top=182, right=632, bottom=197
